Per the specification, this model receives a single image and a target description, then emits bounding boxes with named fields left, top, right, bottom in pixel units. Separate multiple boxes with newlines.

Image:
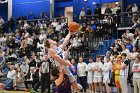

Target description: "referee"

left=40, top=54, right=50, bottom=93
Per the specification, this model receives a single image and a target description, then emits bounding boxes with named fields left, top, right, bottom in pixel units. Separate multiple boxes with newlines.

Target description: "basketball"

left=68, top=22, right=80, bottom=32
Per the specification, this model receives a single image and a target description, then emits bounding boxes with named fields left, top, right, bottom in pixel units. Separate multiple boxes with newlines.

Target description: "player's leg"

left=93, top=77, right=97, bottom=93
left=65, top=67, right=82, bottom=92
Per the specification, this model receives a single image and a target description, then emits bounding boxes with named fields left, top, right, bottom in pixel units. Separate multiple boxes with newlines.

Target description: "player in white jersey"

left=44, top=31, right=82, bottom=92
left=86, top=57, right=95, bottom=93
left=102, top=57, right=112, bottom=93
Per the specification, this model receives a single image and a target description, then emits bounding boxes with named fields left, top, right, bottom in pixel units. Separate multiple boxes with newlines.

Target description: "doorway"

left=65, top=6, right=73, bottom=24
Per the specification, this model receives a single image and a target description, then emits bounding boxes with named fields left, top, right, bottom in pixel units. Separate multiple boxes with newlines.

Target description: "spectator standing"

left=9, top=16, right=15, bottom=32
left=86, top=57, right=95, bottom=93
left=86, top=6, right=92, bottom=16
left=132, top=4, right=138, bottom=13
left=93, top=56, right=103, bottom=93
left=111, top=39, right=122, bottom=52
left=77, top=57, right=87, bottom=92
left=0, top=16, right=4, bottom=27
left=113, top=55, right=122, bottom=93
left=125, top=38, right=133, bottom=52
left=79, top=7, right=85, bottom=20
left=104, top=4, right=112, bottom=14
left=28, top=12, right=35, bottom=20
left=94, top=4, right=101, bottom=15
left=126, top=4, right=132, bottom=12
left=120, top=53, right=129, bottom=93
left=132, top=56, right=140, bottom=93
left=121, top=44, right=130, bottom=56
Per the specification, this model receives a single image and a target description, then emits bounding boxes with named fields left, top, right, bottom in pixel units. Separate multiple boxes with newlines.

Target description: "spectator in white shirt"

left=4, top=64, right=16, bottom=88
left=77, top=57, right=87, bottom=92
left=132, top=56, right=140, bottom=93
left=93, top=55, right=103, bottom=93
left=121, top=44, right=130, bottom=57
left=132, top=4, right=138, bottom=13
left=51, top=19, right=58, bottom=28
left=0, top=16, right=4, bottom=27
left=55, top=22, right=62, bottom=36
left=79, top=7, right=85, bottom=20
left=102, top=57, right=112, bottom=93
left=86, top=57, right=95, bottom=93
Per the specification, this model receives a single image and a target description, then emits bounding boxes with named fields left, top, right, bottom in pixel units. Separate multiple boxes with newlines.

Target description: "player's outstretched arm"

left=60, top=31, right=72, bottom=49
left=48, top=48, right=72, bottom=66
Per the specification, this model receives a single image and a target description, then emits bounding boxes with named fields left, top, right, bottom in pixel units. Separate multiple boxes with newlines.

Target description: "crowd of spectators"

left=0, top=3, right=140, bottom=93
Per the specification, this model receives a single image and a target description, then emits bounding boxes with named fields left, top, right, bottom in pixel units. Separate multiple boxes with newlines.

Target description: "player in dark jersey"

left=51, top=67, right=72, bottom=93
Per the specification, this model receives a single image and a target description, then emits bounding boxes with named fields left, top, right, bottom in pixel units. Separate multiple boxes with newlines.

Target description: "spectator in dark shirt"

left=111, top=39, right=122, bottom=52
left=94, top=4, right=101, bottom=15
left=8, top=16, right=15, bottom=32
left=86, top=6, right=92, bottom=15
left=126, top=4, right=132, bottom=12
left=29, top=56, right=36, bottom=68
left=104, top=4, right=112, bottom=14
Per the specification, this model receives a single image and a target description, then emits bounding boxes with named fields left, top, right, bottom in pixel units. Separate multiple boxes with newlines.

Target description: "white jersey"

left=49, top=46, right=65, bottom=68
left=86, top=62, right=95, bottom=77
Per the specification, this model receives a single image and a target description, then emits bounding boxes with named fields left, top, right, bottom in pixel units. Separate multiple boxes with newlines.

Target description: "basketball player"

left=44, top=31, right=82, bottom=92
left=51, top=67, right=72, bottom=93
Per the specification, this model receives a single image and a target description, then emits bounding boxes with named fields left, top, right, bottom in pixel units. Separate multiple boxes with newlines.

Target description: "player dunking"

left=44, top=22, right=82, bottom=92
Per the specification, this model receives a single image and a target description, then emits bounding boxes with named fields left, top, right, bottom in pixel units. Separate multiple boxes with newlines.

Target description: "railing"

left=80, top=12, right=139, bottom=28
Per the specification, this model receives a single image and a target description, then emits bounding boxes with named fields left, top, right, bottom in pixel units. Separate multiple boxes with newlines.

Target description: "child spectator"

left=113, top=55, right=122, bottom=93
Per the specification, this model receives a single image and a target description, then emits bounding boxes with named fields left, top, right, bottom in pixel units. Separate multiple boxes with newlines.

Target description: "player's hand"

left=68, top=45, right=72, bottom=50
left=69, top=31, right=74, bottom=35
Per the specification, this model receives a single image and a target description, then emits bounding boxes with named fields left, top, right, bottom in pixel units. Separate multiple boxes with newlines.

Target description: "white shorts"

left=65, top=67, right=76, bottom=83
left=93, top=77, right=102, bottom=83
left=103, top=76, right=110, bottom=84
left=87, top=77, right=93, bottom=84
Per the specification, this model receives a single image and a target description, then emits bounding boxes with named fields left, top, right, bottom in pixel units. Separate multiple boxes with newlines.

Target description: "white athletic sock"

left=77, top=84, right=83, bottom=90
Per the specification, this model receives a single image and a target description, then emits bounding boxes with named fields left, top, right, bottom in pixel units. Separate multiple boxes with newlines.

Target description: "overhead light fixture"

left=0, top=0, right=8, bottom=3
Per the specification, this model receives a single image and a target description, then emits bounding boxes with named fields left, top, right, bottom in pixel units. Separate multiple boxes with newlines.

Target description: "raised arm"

left=60, top=31, right=71, bottom=49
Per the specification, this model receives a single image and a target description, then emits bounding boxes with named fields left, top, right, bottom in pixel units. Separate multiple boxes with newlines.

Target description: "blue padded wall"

left=0, top=3, right=8, bottom=21
left=12, top=0, right=50, bottom=18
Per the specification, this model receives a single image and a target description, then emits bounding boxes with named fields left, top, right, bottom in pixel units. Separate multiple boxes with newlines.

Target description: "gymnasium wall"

left=55, top=0, right=119, bottom=18
left=12, top=0, right=50, bottom=19
left=124, top=0, right=140, bottom=11
left=0, top=3, right=8, bottom=21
